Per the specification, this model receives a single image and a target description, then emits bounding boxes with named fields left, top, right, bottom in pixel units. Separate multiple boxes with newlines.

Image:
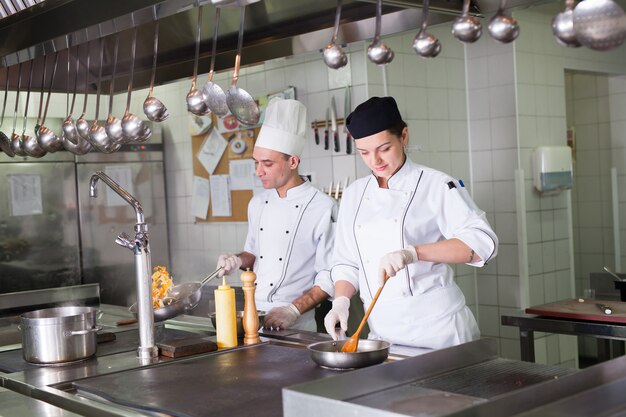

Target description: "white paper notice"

left=197, top=128, right=228, bottom=175
left=9, top=174, right=43, bottom=216
left=229, top=159, right=256, bottom=190
left=105, top=166, right=134, bottom=207
left=191, top=176, right=211, bottom=219
left=209, top=175, right=232, bottom=217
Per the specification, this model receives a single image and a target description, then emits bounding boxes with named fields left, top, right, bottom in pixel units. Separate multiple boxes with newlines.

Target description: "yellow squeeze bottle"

left=214, top=276, right=237, bottom=348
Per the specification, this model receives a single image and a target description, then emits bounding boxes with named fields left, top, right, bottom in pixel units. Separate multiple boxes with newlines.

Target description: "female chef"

left=324, top=96, right=498, bottom=350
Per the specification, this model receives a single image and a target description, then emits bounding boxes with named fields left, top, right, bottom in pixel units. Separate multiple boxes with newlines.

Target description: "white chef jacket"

left=331, top=158, right=498, bottom=349
left=244, top=180, right=337, bottom=331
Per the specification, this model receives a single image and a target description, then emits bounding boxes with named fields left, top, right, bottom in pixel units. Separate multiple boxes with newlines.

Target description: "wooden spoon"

left=341, top=273, right=389, bottom=353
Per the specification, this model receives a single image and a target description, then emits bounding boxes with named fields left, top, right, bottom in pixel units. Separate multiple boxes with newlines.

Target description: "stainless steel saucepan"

left=20, top=306, right=102, bottom=364
left=307, top=339, right=390, bottom=370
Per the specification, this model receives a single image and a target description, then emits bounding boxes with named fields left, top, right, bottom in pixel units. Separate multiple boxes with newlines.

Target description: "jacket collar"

left=370, top=157, right=416, bottom=189
left=271, top=178, right=312, bottom=200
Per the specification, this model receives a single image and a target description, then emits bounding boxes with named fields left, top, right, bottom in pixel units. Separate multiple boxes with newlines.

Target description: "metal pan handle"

left=64, top=326, right=103, bottom=337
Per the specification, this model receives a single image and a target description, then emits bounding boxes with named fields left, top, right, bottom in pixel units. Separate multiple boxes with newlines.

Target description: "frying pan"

left=130, top=267, right=223, bottom=322
left=307, top=339, right=390, bottom=370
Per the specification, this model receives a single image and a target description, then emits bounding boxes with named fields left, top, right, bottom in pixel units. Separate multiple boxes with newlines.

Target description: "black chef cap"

left=345, top=96, right=403, bottom=139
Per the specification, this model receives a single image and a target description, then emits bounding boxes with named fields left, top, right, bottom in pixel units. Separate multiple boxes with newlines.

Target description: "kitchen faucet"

left=89, top=171, right=158, bottom=360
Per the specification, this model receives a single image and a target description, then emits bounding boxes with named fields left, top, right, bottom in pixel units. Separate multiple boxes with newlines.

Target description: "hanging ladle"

left=9, top=63, right=27, bottom=157
left=76, top=43, right=92, bottom=140
left=202, top=7, right=229, bottom=116
left=122, top=27, right=151, bottom=143
left=226, top=6, right=260, bottom=125
left=37, top=52, right=64, bottom=153
left=341, top=273, right=389, bottom=353
left=88, top=38, right=121, bottom=154
left=573, top=0, right=626, bottom=51
left=22, top=60, right=47, bottom=158
left=105, top=35, right=125, bottom=143
left=488, top=0, right=520, bottom=43
left=187, top=5, right=209, bottom=116
left=64, top=45, right=93, bottom=155
left=0, top=68, right=14, bottom=157
left=552, top=0, right=581, bottom=47
left=323, top=0, right=348, bottom=69
left=452, top=0, right=483, bottom=43
left=33, top=55, right=48, bottom=136
left=367, top=0, right=395, bottom=65
left=413, top=0, right=442, bottom=58
left=143, top=18, right=169, bottom=122
left=62, top=46, right=81, bottom=145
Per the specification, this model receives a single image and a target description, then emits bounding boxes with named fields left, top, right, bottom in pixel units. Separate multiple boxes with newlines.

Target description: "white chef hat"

left=254, top=97, right=307, bottom=157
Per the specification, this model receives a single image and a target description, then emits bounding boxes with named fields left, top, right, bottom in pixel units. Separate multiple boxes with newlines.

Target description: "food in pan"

left=152, top=266, right=174, bottom=309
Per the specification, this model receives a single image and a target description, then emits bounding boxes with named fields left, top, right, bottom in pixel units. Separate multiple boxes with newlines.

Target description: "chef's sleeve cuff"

left=454, top=230, right=498, bottom=267
left=330, top=264, right=360, bottom=291
left=313, top=269, right=334, bottom=298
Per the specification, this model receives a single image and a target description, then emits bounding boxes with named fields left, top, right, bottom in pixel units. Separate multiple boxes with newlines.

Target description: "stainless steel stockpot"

left=20, top=306, right=101, bottom=364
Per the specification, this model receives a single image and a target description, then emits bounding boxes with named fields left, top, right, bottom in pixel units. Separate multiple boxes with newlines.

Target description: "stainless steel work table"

left=501, top=313, right=626, bottom=362
left=1, top=295, right=616, bottom=417
left=442, top=352, right=626, bottom=417
left=284, top=338, right=577, bottom=417
left=0, top=302, right=343, bottom=417
left=0, top=387, right=83, bottom=417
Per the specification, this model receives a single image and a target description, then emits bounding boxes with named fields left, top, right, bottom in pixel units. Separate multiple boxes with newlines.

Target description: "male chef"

left=217, top=98, right=337, bottom=331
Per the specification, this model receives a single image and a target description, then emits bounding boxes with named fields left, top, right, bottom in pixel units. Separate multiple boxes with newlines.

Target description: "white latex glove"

left=263, top=304, right=300, bottom=330
left=217, top=253, right=242, bottom=277
left=324, top=296, right=350, bottom=341
left=378, top=246, right=419, bottom=286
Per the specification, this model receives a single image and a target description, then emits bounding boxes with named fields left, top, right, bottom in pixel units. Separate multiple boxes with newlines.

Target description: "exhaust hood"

left=0, top=0, right=492, bottom=93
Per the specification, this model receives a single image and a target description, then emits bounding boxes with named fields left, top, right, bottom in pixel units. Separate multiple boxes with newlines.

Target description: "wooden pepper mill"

left=241, top=268, right=261, bottom=345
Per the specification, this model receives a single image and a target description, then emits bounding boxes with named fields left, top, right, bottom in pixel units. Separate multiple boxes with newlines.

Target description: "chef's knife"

left=330, top=96, right=339, bottom=153
left=314, top=119, right=319, bottom=145
left=324, top=108, right=330, bottom=150
left=344, top=85, right=352, bottom=154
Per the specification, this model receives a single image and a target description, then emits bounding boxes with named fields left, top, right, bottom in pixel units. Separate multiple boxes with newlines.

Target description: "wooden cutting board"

left=526, top=299, right=626, bottom=323
left=157, top=337, right=218, bottom=358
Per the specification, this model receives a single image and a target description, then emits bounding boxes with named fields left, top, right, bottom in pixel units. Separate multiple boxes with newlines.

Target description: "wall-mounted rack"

left=310, top=118, right=345, bottom=129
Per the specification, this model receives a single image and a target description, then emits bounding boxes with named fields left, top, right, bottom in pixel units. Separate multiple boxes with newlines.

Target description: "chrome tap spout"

left=88, top=170, right=157, bottom=360
left=89, top=171, right=145, bottom=225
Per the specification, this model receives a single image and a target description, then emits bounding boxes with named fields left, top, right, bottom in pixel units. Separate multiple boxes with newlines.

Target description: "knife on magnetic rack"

left=344, top=85, right=352, bottom=154
left=331, top=96, right=340, bottom=153
left=324, top=108, right=330, bottom=150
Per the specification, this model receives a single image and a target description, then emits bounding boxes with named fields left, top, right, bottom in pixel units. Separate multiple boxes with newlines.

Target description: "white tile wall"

left=509, top=4, right=626, bottom=364
left=567, top=72, right=626, bottom=329
left=13, top=4, right=623, bottom=366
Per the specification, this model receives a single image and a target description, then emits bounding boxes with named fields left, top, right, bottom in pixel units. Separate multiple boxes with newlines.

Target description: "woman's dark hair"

left=386, top=120, right=407, bottom=138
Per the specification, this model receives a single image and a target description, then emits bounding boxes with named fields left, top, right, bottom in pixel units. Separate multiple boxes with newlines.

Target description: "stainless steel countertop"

left=0, top=301, right=416, bottom=417
left=0, top=387, right=83, bottom=417
left=5, top=301, right=626, bottom=417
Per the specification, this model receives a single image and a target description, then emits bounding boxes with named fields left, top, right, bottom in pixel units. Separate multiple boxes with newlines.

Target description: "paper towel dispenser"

left=532, top=146, right=573, bottom=194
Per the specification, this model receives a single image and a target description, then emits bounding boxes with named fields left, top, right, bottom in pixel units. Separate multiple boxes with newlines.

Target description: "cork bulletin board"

left=191, top=117, right=260, bottom=223
left=190, top=87, right=296, bottom=223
